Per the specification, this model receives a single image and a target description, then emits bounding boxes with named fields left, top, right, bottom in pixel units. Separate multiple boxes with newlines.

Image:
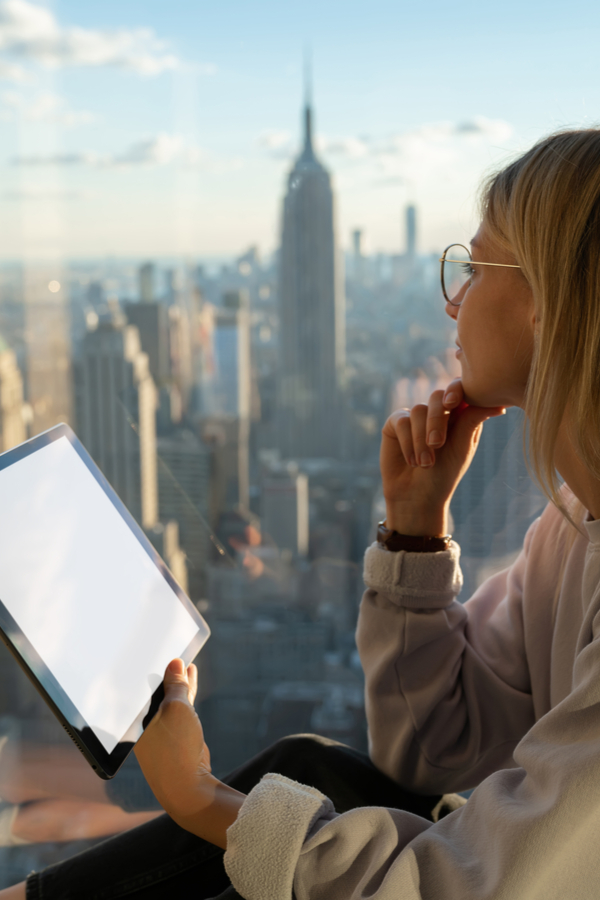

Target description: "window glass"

left=0, top=0, right=581, bottom=882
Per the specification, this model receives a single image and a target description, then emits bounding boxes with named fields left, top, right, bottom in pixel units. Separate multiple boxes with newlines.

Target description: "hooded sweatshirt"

left=224, top=497, right=600, bottom=900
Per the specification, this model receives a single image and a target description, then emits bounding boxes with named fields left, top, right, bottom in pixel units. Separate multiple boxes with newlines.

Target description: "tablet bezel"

left=0, top=422, right=210, bottom=779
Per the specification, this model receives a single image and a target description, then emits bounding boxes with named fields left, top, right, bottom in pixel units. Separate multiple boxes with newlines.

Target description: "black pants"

left=25, top=734, right=447, bottom=900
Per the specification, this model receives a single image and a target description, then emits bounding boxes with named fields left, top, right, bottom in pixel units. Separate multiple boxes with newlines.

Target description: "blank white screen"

left=0, top=436, right=205, bottom=753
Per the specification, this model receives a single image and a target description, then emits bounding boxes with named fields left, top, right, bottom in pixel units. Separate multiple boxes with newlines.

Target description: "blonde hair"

left=480, top=130, right=600, bottom=524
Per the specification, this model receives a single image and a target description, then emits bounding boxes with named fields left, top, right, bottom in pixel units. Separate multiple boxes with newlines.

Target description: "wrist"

left=384, top=501, right=449, bottom=537
left=377, top=522, right=452, bottom=553
left=172, top=776, right=246, bottom=849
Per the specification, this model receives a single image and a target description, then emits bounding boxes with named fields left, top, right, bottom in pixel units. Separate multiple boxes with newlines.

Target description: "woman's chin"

left=462, top=385, right=511, bottom=410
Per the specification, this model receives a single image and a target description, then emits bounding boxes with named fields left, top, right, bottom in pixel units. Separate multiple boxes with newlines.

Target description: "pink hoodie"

left=225, top=496, right=600, bottom=899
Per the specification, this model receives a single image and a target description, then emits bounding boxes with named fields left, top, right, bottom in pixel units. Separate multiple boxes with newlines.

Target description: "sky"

left=0, top=0, right=600, bottom=260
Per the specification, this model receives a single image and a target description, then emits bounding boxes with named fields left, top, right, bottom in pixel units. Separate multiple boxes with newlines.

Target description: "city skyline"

left=0, top=0, right=599, bottom=257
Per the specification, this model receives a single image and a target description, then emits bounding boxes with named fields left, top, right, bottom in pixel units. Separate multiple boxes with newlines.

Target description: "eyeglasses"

left=440, top=243, right=521, bottom=306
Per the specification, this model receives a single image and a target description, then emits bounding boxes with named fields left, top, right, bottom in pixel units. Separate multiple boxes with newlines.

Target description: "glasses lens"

left=442, top=245, right=472, bottom=304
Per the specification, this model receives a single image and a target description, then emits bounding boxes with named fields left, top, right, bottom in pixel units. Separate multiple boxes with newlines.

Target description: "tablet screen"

left=0, top=429, right=209, bottom=762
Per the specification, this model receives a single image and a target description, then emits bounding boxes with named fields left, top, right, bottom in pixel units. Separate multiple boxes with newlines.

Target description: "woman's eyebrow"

left=470, top=236, right=480, bottom=248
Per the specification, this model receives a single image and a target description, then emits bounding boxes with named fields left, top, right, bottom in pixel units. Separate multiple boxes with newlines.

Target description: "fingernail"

left=168, top=659, right=185, bottom=675
left=420, top=451, right=433, bottom=467
left=428, top=430, right=442, bottom=446
left=444, top=392, right=458, bottom=404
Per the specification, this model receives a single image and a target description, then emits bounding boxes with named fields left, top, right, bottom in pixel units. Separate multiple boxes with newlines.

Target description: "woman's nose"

left=445, top=299, right=459, bottom=320
left=444, top=280, right=469, bottom=318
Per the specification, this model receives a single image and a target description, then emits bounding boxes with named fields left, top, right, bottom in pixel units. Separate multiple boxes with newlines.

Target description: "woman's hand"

left=134, top=659, right=245, bottom=848
left=381, top=378, right=506, bottom=536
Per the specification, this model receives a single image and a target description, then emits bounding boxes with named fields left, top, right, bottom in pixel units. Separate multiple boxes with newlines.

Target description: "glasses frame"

left=440, top=243, right=521, bottom=306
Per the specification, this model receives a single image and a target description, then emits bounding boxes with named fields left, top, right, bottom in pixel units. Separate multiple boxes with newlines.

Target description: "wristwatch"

left=376, top=521, right=452, bottom=553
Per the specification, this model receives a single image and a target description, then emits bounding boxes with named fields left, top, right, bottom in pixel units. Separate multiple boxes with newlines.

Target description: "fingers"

left=384, top=403, right=440, bottom=468
left=383, top=378, right=505, bottom=471
left=392, top=410, right=416, bottom=468
left=425, top=390, right=451, bottom=451
left=163, top=659, right=194, bottom=707
left=410, top=404, right=433, bottom=467
left=442, top=378, right=464, bottom=408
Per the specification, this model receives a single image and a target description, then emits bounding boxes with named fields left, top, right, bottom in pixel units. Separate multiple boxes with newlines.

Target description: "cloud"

left=318, top=136, right=370, bottom=159
left=10, top=132, right=233, bottom=170
left=0, top=0, right=180, bottom=74
left=1, top=89, right=94, bottom=124
left=0, top=58, right=31, bottom=81
left=258, top=130, right=293, bottom=159
left=259, top=131, right=370, bottom=162
left=113, top=133, right=188, bottom=166
left=260, top=116, right=514, bottom=172
left=12, top=150, right=100, bottom=165
left=377, top=117, right=513, bottom=156
left=366, top=118, right=515, bottom=186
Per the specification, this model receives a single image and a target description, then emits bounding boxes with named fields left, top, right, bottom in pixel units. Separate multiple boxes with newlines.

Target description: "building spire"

left=303, top=47, right=313, bottom=154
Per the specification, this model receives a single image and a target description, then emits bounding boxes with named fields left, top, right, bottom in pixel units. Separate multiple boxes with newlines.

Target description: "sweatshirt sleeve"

left=357, top=524, right=539, bottom=794
left=225, top=613, right=600, bottom=900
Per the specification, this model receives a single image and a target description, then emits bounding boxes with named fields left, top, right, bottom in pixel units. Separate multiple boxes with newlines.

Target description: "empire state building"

left=277, top=90, right=345, bottom=459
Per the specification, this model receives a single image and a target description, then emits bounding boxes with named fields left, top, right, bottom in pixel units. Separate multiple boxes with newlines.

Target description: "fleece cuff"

left=363, top=541, right=463, bottom=608
left=224, top=773, right=334, bottom=900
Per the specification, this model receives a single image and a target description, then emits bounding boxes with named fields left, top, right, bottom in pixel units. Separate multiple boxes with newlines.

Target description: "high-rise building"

left=156, top=428, right=211, bottom=600
left=124, top=301, right=170, bottom=387
left=199, top=292, right=251, bottom=420
left=261, top=463, right=309, bottom=557
left=405, top=204, right=417, bottom=259
left=77, top=311, right=158, bottom=528
left=277, top=84, right=345, bottom=458
left=146, top=520, right=189, bottom=596
left=0, top=338, right=26, bottom=451
left=197, top=291, right=251, bottom=513
left=165, top=268, right=179, bottom=305
left=352, top=229, right=364, bottom=283
left=23, top=268, right=73, bottom=435
left=168, top=303, right=193, bottom=421
left=139, top=262, right=155, bottom=303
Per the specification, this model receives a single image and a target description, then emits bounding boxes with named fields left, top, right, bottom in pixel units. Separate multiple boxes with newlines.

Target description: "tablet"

left=0, top=423, right=210, bottom=778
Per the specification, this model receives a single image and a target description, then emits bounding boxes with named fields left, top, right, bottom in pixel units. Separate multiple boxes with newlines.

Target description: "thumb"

left=163, top=658, right=193, bottom=706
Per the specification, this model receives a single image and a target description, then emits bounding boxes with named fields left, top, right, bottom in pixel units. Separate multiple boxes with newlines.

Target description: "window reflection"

left=0, top=4, right=546, bottom=885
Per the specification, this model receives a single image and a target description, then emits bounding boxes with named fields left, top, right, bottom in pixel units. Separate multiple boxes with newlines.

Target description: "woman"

left=6, top=126, right=600, bottom=899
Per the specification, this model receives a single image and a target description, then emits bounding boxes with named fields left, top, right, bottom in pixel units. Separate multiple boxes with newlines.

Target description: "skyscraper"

left=277, top=81, right=345, bottom=459
left=124, top=301, right=170, bottom=388
left=77, top=311, right=158, bottom=529
left=156, top=428, right=211, bottom=599
left=23, top=268, right=73, bottom=435
left=261, top=463, right=309, bottom=557
left=200, top=292, right=251, bottom=420
left=139, top=262, right=155, bottom=303
left=405, top=204, right=417, bottom=259
left=352, top=229, right=364, bottom=283
left=0, top=338, right=26, bottom=451
left=197, top=291, right=251, bottom=513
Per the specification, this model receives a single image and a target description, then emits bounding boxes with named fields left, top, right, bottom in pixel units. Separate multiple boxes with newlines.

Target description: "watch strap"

left=376, top=521, right=452, bottom=553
